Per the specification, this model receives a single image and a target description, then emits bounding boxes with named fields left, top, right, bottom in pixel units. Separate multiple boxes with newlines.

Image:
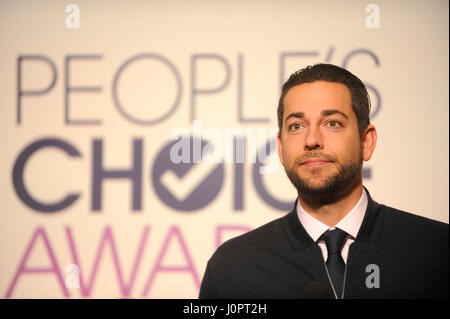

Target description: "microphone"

left=302, top=281, right=330, bottom=299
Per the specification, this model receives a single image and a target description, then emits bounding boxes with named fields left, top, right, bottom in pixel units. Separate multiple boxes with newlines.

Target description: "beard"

left=284, top=148, right=363, bottom=202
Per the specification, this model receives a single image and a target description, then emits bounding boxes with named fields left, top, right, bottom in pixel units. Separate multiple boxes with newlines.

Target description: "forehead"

left=283, top=81, right=353, bottom=118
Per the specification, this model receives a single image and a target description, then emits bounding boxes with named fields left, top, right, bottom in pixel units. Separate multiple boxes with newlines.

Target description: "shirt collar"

left=297, top=188, right=368, bottom=242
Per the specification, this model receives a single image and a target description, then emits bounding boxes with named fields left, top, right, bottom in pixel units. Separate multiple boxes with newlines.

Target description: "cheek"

left=283, top=139, right=307, bottom=168
left=325, top=134, right=358, bottom=161
left=336, top=139, right=362, bottom=163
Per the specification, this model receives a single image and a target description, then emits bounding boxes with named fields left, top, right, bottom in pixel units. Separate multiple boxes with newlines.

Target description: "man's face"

left=277, top=81, right=370, bottom=199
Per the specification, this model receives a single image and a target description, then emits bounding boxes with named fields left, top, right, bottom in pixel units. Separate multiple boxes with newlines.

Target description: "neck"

left=298, top=179, right=363, bottom=227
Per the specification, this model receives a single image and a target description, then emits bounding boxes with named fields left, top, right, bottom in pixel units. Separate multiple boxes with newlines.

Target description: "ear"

left=277, top=132, right=285, bottom=167
left=361, top=124, right=377, bottom=161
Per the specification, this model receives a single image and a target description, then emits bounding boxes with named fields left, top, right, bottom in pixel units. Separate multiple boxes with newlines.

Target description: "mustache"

left=296, top=151, right=336, bottom=165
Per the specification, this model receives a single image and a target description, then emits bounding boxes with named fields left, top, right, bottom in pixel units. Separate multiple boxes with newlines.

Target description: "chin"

left=299, top=169, right=335, bottom=183
left=302, top=182, right=334, bottom=194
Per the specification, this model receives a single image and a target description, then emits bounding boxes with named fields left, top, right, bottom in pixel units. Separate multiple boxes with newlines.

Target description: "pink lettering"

left=5, top=227, right=68, bottom=298
left=65, top=225, right=150, bottom=297
left=141, top=225, right=199, bottom=297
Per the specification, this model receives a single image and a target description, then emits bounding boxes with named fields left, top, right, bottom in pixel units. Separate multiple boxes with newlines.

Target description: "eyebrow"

left=284, top=109, right=349, bottom=124
left=321, top=109, right=349, bottom=119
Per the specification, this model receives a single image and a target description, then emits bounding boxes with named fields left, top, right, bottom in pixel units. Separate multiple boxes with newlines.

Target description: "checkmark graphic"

left=160, top=153, right=220, bottom=202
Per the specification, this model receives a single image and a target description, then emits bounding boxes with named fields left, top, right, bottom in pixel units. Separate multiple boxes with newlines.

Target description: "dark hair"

left=277, top=63, right=371, bottom=137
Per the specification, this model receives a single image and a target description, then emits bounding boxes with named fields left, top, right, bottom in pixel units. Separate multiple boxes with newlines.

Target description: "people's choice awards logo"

left=153, top=137, right=225, bottom=212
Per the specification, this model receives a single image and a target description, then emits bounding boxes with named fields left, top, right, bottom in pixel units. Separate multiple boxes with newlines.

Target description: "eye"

left=288, top=123, right=304, bottom=131
left=326, top=120, right=342, bottom=128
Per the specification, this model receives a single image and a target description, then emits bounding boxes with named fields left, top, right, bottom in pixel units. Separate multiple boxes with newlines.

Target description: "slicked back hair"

left=277, top=63, right=371, bottom=138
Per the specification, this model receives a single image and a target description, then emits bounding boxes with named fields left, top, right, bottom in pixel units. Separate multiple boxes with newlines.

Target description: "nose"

left=304, top=126, right=323, bottom=151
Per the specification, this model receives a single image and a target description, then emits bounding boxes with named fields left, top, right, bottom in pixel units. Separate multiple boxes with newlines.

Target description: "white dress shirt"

left=297, top=189, right=368, bottom=264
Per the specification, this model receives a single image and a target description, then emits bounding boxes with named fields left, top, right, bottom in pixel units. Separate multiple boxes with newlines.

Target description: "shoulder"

left=199, top=210, right=301, bottom=298
left=375, top=202, right=448, bottom=243
left=208, top=213, right=290, bottom=264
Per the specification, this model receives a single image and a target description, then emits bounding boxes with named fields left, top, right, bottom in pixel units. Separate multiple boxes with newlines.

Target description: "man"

left=198, top=64, right=448, bottom=299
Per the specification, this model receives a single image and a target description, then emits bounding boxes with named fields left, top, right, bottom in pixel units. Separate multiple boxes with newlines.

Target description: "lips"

left=300, top=158, right=333, bottom=167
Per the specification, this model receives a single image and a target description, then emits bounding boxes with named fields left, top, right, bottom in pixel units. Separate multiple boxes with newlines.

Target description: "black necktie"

left=320, top=228, right=348, bottom=299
